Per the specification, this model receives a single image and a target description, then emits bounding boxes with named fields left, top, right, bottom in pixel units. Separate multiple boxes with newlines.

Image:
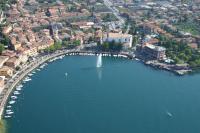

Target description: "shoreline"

left=0, top=49, right=193, bottom=119
left=0, top=50, right=134, bottom=119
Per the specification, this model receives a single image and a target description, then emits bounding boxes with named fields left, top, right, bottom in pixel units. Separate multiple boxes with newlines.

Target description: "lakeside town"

left=0, top=0, right=200, bottom=119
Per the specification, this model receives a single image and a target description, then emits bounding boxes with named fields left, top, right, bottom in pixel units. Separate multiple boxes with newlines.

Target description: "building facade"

left=103, top=33, right=133, bottom=48
left=143, top=44, right=166, bottom=60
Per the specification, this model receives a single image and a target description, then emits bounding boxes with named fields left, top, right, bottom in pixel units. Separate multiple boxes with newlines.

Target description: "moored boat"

left=4, top=115, right=11, bottom=118
left=14, top=91, right=20, bottom=95
left=11, top=95, right=17, bottom=99
left=6, top=111, right=14, bottom=115
left=9, top=100, right=15, bottom=104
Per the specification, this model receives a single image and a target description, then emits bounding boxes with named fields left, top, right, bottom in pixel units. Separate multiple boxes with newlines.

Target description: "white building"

left=103, top=33, right=133, bottom=48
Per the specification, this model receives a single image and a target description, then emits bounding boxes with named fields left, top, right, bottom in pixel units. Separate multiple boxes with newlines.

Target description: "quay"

left=0, top=49, right=135, bottom=119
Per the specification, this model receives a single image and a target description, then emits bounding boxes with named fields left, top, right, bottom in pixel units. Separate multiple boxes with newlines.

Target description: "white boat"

left=39, top=63, right=47, bottom=69
left=6, top=111, right=14, bottom=115
left=65, top=72, right=68, bottom=78
left=7, top=105, right=12, bottom=108
left=9, top=100, right=15, bottom=104
left=48, top=59, right=53, bottom=62
left=18, top=84, right=23, bottom=88
left=23, top=77, right=32, bottom=82
left=26, top=78, right=32, bottom=81
left=6, top=110, right=12, bottom=112
left=4, top=115, right=11, bottom=118
left=16, top=87, right=22, bottom=91
left=16, top=84, right=23, bottom=90
left=59, top=55, right=64, bottom=59
left=166, top=111, right=173, bottom=117
left=32, top=71, right=36, bottom=74
left=11, top=96, right=17, bottom=99
left=135, top=58, right=140, bottom=61
left=28, top=73, right=33, bottom=76
left=14, top=91, right=20, bottom=95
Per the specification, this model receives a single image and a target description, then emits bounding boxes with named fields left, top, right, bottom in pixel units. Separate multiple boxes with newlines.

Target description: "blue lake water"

left=5, top=56, right=200, bottom=133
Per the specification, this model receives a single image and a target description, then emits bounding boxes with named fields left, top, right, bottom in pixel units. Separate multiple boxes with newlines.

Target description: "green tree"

left=0, top=43, right=4, bottom=54
left=62, top=41, right=69, bottom=47
left=73, top=40, right=81, bottom=46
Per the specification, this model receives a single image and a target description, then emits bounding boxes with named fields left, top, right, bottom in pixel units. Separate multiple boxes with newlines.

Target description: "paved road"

left=103, top=0, right=125, bottom=25
left=103, top=0, right=130, bottom=33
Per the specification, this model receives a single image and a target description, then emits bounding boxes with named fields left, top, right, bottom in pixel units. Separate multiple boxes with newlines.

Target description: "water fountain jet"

left=96, top=54, right=102, bottom=68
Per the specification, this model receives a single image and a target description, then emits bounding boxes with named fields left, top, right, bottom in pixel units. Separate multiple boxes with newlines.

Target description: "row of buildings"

left=0, top=0, right=136, bottom=94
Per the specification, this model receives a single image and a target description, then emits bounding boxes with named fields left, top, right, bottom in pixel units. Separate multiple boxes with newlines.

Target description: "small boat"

left=23, top=77, right=32, bottom=82
left=18, top=84, right=23, bottom=88
left=166, top=111, right=173, bottom=117
left=40, top=64, right=46, bottom=69
left=16, top=85, right=23, bottom=91
left=9, top=100, right=15, bottom=104
left=32, top=71, right=36, bottom=74
left=28, top=73, right=33, bottom=76
left=135, top=58, right=140, bottom=61
left=26, top=78, right=32, bottom=81
left=14, top=91, right=20, bottom=95
left=11, top=96, right=17, bottom=99
left=16, top=87, right=22, bottom=91
left=7, top=106, right=12, bottom=108
left=4, top=115, right=11, bottom=118
left=6, top=110, right=12, bottom=112
left=6, top=111, right=14, bottom=115
left=65, top=72, right=68, bottom=77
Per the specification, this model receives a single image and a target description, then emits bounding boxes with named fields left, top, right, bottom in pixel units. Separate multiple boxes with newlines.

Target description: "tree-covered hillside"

left=0, top=0, right=16, bottom=10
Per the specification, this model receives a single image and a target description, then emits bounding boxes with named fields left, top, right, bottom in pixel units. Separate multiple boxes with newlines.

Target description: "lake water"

left=5, top=56, right=200, bottom=133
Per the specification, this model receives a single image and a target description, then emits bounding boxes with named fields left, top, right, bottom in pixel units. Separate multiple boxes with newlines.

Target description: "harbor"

left=0, top=48, right=193, bottom=119
left=5, top=55, right=200, bottom=133
left=0, top=49, right=135, bottom=119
